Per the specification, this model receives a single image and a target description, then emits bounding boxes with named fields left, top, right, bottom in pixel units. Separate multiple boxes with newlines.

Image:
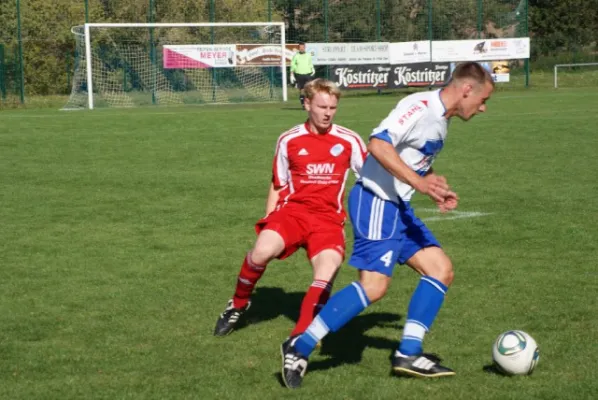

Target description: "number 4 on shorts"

left=380, top=250, right=393, bottom=267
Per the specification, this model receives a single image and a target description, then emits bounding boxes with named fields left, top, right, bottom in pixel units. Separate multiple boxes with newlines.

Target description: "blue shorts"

left=347, top=183, right=440, bottom=277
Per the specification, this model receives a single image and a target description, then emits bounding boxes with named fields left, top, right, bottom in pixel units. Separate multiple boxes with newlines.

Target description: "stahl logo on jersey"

left=398, top=104, right=424, bottom=125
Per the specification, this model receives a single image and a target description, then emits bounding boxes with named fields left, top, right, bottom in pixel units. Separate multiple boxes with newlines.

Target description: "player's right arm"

left=425, top=168, right=459, bottom=212
left=368, top=138, right=447, bottom=202
left=265, top=182, right=283, bottom=215
left=290, top=54, right=298, bottom=80
left=367, top=101, right=449, bottom=202
left=266, top=130, right=293, bottom=214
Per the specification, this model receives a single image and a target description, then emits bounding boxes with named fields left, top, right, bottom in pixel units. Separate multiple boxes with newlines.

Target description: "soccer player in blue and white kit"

left=281, top=62, right=495, bottom=388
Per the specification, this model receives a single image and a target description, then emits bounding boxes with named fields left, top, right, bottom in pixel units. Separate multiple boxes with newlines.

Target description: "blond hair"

left=304, top=78, right=341, bottom=100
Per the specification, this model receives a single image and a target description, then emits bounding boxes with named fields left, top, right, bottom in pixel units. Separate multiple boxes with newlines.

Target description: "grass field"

left=1, top=87, right=597, bottom=399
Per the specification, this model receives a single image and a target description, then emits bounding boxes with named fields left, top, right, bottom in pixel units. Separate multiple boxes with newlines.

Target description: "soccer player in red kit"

left=214, top=79, right=366, bottom=340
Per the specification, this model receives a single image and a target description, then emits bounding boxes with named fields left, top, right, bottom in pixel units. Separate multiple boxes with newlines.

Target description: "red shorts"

left=255, top=206, right=345, bottom=260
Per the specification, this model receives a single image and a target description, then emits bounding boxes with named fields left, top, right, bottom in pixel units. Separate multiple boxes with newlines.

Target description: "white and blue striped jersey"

left=360, top=89, right=448, bottom=203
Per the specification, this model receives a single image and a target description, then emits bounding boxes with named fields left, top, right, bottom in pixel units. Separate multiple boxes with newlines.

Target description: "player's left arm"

left=289, top=54, right=298, bottom=84
left=308, top=54, right=315, bottom=76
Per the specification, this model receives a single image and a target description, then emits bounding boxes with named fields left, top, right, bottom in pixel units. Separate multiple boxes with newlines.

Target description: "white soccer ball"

left=492, top=330, right=540, bottom=376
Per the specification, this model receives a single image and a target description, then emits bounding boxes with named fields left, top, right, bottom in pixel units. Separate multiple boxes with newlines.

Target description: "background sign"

left=307, top=42, right=390, bottom=65
left=332, top=64, right=391, bottom=89
left=235, top=44, right=300, bottom=66
left=333, top=63, right=450, bottom=90
left=389, top=62, right=451, bottom=88
left=432, top=38, right=530, bottom=62
left=163, top=45, right=236, bottom=69
left=388, top=41, right=431, bottom=64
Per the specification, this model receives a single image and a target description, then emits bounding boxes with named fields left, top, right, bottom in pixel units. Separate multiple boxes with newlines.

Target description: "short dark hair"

left=298, top=42, right=306, bottom=46
left=451, top=62, right=494, bottom=87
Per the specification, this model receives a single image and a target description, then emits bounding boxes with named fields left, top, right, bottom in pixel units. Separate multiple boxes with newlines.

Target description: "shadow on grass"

left=309, top=311, right=403, bottom=372
left=236, top=287, right=402, bottom=344
left=271, top=310, right=403, bottom=386
left=228, top=287, right=407, bottom=380
left=238, top=286, right=304, bottom=330
left=483, top=363, right=508, bottom=376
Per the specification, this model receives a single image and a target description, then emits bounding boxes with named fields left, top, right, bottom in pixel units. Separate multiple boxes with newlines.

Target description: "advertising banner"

left=332, top=64, right=391, bottom=89
left=307, top=42, right=390, bottom=65
left=487, top=60, right=511, bottom=83
left=389, top=62, right=451, bottom=88
left=432, top=38, right=530, bottom=62
left=163, top=45, right=236, bottom=69
left=333, top=63, right=450, bottom=90
left=388, top=41, right=431, bottom=64
left=235, top=44, right=300, bottom=66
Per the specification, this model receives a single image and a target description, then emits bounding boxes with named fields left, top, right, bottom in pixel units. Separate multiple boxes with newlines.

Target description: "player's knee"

left=311, top=251, right=343, bottom=281
left=428, top=257, right=454, bottom=287
left=359, top=273, right=390, bottom=303
left=313, top=262, right=341, bottom=281
left=362, top=281, right=388, bottom=303
left=251, top=230, right=285, bottom=264
left=250, top=244, right=278, bottom=265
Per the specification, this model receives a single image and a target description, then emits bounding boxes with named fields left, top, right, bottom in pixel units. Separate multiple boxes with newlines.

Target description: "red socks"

left=291, top=280, right=332, bottom=336
left=232, top=252, right=266, bottom=309
left=231, top=253, right=332, bottom=336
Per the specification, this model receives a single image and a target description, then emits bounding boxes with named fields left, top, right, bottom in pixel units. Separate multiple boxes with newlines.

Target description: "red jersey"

left=271, top=122, right=367, bottom=224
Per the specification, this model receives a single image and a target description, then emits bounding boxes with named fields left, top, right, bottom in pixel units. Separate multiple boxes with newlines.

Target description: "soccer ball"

left=492, top=330, right=540, bottom=376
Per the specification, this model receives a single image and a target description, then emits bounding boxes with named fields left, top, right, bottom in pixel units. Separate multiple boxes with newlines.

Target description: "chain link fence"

left=0, top=0, right=596, bottom=107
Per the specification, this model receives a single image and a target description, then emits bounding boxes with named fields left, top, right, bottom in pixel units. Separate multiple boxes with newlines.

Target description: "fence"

left=0, top=0, right=596, bottom=107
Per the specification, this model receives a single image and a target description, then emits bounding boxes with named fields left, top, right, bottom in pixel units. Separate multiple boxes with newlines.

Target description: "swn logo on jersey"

left=306, top=163, right=335, bottom=174
left=398, top=104, right=424, bottom=125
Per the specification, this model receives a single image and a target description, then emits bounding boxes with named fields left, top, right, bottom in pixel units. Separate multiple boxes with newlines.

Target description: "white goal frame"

left=83, top=22, right=288, bottom=109
left=553, top=62, right=598, bottom=88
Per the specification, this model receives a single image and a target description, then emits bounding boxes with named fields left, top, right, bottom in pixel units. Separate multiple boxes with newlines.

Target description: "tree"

left=529, top=0, right=598, bottom=59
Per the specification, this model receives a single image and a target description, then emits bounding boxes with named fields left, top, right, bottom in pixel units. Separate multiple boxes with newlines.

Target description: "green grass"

left=1, top=87, right=597, bottom=399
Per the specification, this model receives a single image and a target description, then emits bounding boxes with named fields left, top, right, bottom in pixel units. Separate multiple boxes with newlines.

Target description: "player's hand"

left=436, top=190, right=459, bottom=213
left=416, top=174, right=450, bottom=203
left=310, top=71, right=315, bottom=77
left=290, top=74, right=296, bottom=85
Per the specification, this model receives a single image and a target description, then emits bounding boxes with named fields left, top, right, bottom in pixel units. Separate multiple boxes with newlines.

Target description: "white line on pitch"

left=419, top=208, right=492, bottom=222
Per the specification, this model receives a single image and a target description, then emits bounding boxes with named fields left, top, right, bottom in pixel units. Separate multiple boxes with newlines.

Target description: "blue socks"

left=399, top=276, right=448, bottom=356
left=293, top=276, right=448, bottom=358
left=295, top=282, right=370, bottom=357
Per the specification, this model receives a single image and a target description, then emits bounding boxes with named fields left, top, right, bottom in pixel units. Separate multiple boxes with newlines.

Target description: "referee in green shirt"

left=290, top=42, right=315, bottom=109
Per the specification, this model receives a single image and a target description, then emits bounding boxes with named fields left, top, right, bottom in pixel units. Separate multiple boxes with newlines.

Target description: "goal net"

left=553, top=62, right=598, bottom=88
left=63, top=22, right=287, bottom=110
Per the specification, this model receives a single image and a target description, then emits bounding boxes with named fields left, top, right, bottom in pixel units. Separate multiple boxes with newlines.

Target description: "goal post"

left=554, top=62, right=598, bottom=88
left=64, top=22, right=288, bottom=110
